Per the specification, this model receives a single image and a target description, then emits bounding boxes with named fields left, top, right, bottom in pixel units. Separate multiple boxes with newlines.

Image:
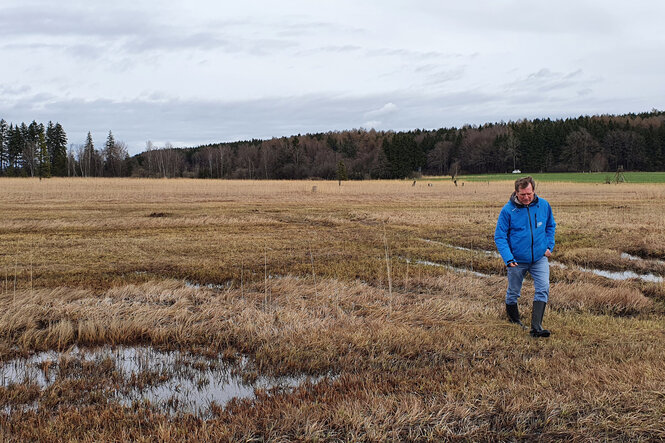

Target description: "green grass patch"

left=428, top=172, right=665, bottom=183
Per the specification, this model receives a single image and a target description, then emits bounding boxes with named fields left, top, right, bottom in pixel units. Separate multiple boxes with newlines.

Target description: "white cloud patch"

left=364, top=102, right=398, bottom=118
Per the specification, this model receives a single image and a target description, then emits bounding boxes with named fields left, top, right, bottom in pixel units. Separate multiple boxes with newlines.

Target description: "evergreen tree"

left=20, top=122, right=35, bottom=176
left=0, top=119, right=7, bottom=173
left=82, top=132, right=95, bottom=177
left=38, top=130, right=50, bottom=179
left=103, top=130, right=115, bottom=177
left=382, top=132, right=421, bottom=178
left=102, top=130, right=127, bottom=176
left=336, top=160, right=348, bottom=182
left=105, top=130, right=115, bottom=153
left=46, top=121, right=56, bottom=161
left=7, top=124, right=23, bottom=175
left=47, top=122, right=68, bottom=176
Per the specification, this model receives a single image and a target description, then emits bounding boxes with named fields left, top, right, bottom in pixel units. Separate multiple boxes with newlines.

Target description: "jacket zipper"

left=527, top=206, right=534, bottom=263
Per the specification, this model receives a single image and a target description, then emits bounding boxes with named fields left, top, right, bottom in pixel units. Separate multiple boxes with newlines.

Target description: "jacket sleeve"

left=545, top=202, right=556, bottom=251
left=494, top=207, right=514, bottom=265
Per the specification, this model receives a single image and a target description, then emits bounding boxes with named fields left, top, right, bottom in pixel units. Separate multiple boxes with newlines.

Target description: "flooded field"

left=417, top=238, right=664, bottom=282
left=0, top=178, right=664, bottom=441
left=1, top=345, right=325, bottom=418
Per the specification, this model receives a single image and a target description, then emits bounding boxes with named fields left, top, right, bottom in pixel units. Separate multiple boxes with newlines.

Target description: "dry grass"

left=0, top=177, right=664, bottom=441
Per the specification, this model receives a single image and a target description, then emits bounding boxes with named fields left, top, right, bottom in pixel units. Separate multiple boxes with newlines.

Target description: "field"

left=447, top=171, right=665, bottom=184
left=1, top=177, right=664, bottom=441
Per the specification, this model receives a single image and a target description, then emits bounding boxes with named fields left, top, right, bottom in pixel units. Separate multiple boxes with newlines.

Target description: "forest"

left=2, top=110, right=665, bottom=179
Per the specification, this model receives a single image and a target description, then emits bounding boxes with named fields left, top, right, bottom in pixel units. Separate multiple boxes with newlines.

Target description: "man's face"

left=517, top=183, right=534, bottom=205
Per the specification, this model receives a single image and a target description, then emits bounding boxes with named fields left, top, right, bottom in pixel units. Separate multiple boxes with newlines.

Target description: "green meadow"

left=433, top=171, right=665, bottom=183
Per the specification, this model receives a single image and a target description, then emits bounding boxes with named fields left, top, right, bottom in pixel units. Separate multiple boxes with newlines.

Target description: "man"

left=494, top=176, right=556, bottom=338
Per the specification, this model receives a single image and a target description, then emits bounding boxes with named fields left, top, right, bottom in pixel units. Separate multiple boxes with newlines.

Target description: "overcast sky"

left=2, top=0, right=664, bottom=155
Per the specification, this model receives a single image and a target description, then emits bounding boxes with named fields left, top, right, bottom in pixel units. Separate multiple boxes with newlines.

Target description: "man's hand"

left=544, top=249, right=552, bottom=258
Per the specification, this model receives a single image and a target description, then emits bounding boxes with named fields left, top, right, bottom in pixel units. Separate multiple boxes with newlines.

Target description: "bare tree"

left=22, top=140, right=37, bottom=177
left=67, top=145, right=78, bottom=177
left=563, top=128, right=599, bottom=171
left=505, top=133, right=520, bottom=171
left=427, top=141, right=453, bottom=175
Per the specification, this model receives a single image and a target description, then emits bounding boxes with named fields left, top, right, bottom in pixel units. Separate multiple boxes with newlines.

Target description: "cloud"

left=362, top=120, right=381, bottom=129
left=1, top=86, right=647, bottom=156
left=366, top=48, right=463, bottom=62
left=0, top=5, right=148, bottom=39
left=2, top=1, right=662, bottom=156
left=503, top=68, right=594, bottom=95
left=0, top=83, right=32, bottom=96
left=0, top=4, right=300, bottom=60
left=364, top=102, right=398, bottom=118
left=295, top=45, right=362, bottom=56
left=423, top=66, right=466, bottom=86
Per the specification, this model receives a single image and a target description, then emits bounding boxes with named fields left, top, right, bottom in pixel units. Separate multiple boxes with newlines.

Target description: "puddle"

left=184, top=280, right=233, bottom=290
left=620, top=252, right=665, bottom=266
left=405, top=257, right=492, bottom=278
left=412, top=241, right=663, bottom=283
left=581, top=268, right=663, bottom=283
left=185, top=276, right=289, bottom=290
left=0, top=346, right=325, bottom=418
left=551, top=260, right=663, bottom=282
left=418, top=238, right=501, bottom=258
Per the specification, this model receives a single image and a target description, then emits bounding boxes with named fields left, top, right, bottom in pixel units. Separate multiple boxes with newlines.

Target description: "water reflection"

left=620, top=252, right=665, bottom=266
left=417, top=238, right=501, bottom=258
left=405, top=257, right=492, bottom=278
left=0, top=346, right=324, bottom=418
left=582, top=268, right=663, bottom=283
left=414, top=239, right=664, bottom=283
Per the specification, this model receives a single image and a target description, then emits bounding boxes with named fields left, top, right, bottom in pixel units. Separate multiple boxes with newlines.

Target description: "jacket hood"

left=510, top=191, right=539, bottom=208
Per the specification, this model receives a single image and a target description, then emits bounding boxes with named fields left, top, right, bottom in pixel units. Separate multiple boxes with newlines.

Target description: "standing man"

left=494, top=176, right=556, bottom=337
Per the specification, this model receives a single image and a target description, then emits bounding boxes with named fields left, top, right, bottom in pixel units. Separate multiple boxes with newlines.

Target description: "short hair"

left=514, top=176, right=536, bottom=192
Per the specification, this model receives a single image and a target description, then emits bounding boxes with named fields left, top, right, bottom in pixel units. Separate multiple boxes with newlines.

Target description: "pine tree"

left=38, top=129, right=50, bottom=179
left=21, top=122, right=35, bottom=176
left=7, top=124, right=23, bottom=175
left=382, top=132, right=421, bottom=178
left=105, top=130, right=115, bottom=153
left=47, top=122, right=68, bottom=176
left=46, top=121, right=56, bottom=162
left=0, top=119, right=7, bottom=174
left=103, top=130, right=126, bottom=177
left=82, top=132, right=95, bottom=177
left=336, top=160, right=348, bottom=182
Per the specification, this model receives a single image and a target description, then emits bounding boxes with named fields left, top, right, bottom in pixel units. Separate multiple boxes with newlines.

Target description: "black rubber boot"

left=506, top=303, right=525, bottom=329
left=530, top=301, right=551, bottom=338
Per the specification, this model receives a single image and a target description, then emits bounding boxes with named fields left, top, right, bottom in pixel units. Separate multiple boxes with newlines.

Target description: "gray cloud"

left=2, top=0, right=663, bottom=157
left=0, top=6, right=148, bottom=39
left=503, top=68, right=595, bottom=96
left=366, top=48, right=464, bottom=61
left=422, top=66, right=467, bottom=87
left=0, top=84, right=32, bottom=96
left=295, top=45, right=362, bottom=56
left=0, top=4, right=301, bottom=60
left=419, top=1, right=621, bottom=36
left=2, top=83, right=649, bottom=156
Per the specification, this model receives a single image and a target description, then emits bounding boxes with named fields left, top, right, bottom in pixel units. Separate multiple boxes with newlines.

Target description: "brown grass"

left=0, top=177, right=664, bottom=441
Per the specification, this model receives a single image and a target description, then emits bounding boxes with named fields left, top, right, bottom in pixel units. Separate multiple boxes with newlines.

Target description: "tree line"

left=3, top=110, right=665, bottom=179
left=0, top=120, right=129, bottom=178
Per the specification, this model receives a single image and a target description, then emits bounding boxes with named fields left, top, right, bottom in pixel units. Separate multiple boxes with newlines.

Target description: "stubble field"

left=0, top=177, right=664, bottom=441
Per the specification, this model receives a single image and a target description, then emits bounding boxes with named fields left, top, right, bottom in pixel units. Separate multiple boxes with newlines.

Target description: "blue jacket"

left=494, top=193, right=556, bottom=265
